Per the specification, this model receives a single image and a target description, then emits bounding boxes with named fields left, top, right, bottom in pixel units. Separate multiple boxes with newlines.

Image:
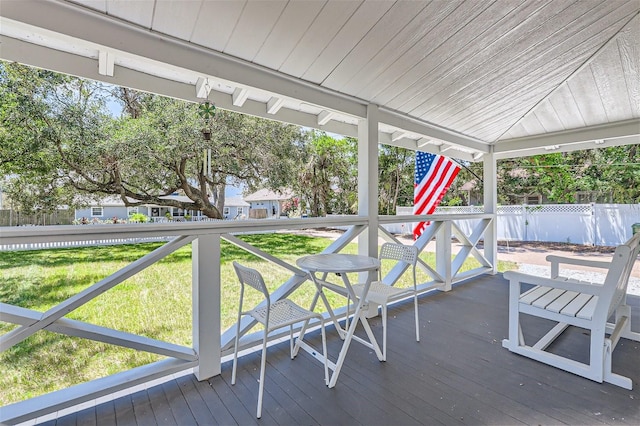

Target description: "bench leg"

left=603, top=339, right=633, bottom=390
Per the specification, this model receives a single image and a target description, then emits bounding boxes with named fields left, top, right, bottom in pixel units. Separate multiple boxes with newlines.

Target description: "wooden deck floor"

left=41, top=274, right=640, bottom=425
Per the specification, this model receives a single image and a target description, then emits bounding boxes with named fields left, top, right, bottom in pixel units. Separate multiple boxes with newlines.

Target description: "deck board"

left=49, top=274, right=640, bottom=425
left=113, top=393, right=136, bottom=426
left=145, top=382, right=175, bottom=425
left=160, top=380, right=195, bottom=425
left=173, top=375, right=217, bottom=425
left=186, top=375, right=237, bottom=425
left=94, top=400, right=115, bottom=426
left=130, top=389, right=155, bottom=426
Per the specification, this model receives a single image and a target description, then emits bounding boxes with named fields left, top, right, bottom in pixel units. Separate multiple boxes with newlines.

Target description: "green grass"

left=0, top=233, right=516, bottom=405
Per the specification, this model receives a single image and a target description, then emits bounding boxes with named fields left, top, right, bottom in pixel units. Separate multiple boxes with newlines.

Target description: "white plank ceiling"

left=1, top=0, right=638, bottom=159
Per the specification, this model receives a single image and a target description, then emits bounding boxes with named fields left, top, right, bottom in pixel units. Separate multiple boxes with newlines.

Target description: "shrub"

left=129, top=213, right=149, bottom=223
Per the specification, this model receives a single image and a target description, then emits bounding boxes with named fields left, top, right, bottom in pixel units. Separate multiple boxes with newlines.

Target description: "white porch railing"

left=398, top=204, right=640, bottom=246
left=0, top=214, right=495, bottom=424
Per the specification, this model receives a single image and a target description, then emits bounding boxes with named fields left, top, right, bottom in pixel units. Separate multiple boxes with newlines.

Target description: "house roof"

left=224, top=196, right=249, bottom=207
left=460, top=181, right=477, bottom=192
left=76, top=195, right=129, bottom=207
left=244, top=189, right=294, bottom=202
left=1, top=1, right=638, bottom=160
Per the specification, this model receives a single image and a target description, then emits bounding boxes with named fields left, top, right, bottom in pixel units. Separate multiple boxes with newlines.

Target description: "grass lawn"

left=0, top=232, right=516, bottom=405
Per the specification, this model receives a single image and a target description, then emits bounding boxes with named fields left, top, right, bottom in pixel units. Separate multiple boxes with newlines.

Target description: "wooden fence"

left=0, top=209, right=75, bottom=226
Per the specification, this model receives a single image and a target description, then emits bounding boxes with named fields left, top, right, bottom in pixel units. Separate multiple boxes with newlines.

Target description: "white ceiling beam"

left=377, top=107, right=489, bottom=153
left=0, top=35, right=359, bottom=139
left=317, top=110, right=334, bottom=126
left=494, top=119, right=640, bottom=154
left=379, top=133, right=475, bottom=162
left=232, top=87, right=249, bottom=107
left=195, top=77, right=210, bottom=99
left=266, top=97, right=285, bottom=115
left=416, top=138, right=432, bottom=147
left=0, top=1, right=367, bottom=119
left=98, top=50, right=114, bottom=77
left=391, top=131, right=408, bottom=142
left=495, top=135, right=639, bottom=160
left=439, top=144, right=453, bottom=153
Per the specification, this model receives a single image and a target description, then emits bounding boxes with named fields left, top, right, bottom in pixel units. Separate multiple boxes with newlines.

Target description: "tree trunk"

left=214, top=182, right=225, bottom=215
left=202, top=205, right=222, bottom=219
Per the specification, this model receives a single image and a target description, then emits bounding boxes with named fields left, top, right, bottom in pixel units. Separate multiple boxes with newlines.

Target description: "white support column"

left=483, top=153, right=498, bottom=274
left=358, top=105, right=379, bottom=318
left=192, top=234, right=221, bottom=380
left=357, top=104, right=379, bottom=258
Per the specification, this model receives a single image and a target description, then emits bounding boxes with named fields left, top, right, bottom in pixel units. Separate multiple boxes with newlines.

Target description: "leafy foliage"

left=296, top=132, right=358, bottom=216
left=1, top=62, right=307, bottom=218
left=379, top=145, right=414, bottom=214
left=495, top=149, right=640, bottom=204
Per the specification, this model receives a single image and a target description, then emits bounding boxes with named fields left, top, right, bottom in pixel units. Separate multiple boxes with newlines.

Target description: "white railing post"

left=591, top=202, right=597, bottom=246
left=192, top=234, right=221, bottom=380
left=483, top=153, right=498, bottom=274
left=436, top=220, right=453, bottom=291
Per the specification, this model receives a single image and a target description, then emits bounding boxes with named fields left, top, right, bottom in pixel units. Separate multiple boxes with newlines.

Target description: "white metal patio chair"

left=350, top=242, right=420, bottom=361
left=502, top=232, right=640, bottom=389
left=231, top=261, right=328, bottom=418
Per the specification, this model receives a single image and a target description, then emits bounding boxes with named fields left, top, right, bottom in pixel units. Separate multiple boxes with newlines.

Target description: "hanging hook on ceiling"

left=196, top=76, right=213, bottom=99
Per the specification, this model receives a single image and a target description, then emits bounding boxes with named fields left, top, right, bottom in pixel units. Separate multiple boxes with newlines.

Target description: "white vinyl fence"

left=395, top=204, right=640, bottom=246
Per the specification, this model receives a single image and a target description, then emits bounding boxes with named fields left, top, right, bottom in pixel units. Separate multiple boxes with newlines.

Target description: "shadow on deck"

left=39, top=274, right=640, bottom=425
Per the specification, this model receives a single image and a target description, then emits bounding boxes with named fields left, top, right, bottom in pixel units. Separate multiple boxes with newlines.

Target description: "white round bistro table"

left=296, top=253, right=383, bottom=388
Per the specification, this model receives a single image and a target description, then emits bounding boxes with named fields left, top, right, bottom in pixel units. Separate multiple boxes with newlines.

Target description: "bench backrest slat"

left=601, top=232, right=640, bottom=319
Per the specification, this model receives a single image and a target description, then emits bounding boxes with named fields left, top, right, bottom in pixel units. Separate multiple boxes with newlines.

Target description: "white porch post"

left=357, top=104, right=379, bottom=258
left=192, top=234, right=221, bottom=379
left=436, top=221, right=453, bottom=291
left=358, top=105, right=379, bottom=318
left=483, top=152, right=498, bottom=274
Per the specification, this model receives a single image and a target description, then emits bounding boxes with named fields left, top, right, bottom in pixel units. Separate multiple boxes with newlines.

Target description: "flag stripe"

left=413, top=152, right=460, bottom=239
left=415, top=161, right=457, bottom=214
left=413, top=156, right=447, bottom=209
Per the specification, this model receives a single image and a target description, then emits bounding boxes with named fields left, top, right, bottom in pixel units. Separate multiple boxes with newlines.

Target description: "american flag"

left=413, top=151, right=460, bottom=239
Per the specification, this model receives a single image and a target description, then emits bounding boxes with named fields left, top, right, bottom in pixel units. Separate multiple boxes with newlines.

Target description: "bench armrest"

left=503, top=270, right=604, bottom=296
left=545, top=255, right=611, bottom=278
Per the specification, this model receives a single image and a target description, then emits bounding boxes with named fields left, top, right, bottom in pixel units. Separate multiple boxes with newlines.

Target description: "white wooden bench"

left=502, top=232, right=640, bottom=389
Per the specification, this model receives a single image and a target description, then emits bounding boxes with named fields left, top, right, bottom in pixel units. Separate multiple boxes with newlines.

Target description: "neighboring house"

left=222, top=196, right=250, bottom=219
left=75, top=196, right=138, bottom=222
left=75, top=194, right=242, bottom=222
left=244, top=189, right=294, bottom=219
left=460, top=180, right=481, bottom=206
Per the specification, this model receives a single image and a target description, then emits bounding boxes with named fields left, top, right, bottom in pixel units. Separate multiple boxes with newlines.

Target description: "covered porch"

left=38, top=274, right=640, bottom=425
left=1, top=1, right=639, bottom=424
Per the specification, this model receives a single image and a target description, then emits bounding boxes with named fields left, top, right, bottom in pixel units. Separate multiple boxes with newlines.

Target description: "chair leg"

left=381, top=304, right=388, bottom=361
left=413, top=293, right=420, bottom=342
left=504, top=281, right=525, bottom=349
left=603, top=339, right=633, bottom=389
left=289, top=325, right=294, bottom=359
left=257, top=328, right=269, bottom=419
left=589, top=329, right=606, bottom=383
left=231, top=317, right=242, bottom=385
left=320, top=319, right=329, bottom=386
left=345, top=295, right=350, bottom=331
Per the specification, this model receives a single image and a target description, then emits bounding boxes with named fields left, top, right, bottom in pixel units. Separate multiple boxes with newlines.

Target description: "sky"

left=106, top=98, right=122, bottom=117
